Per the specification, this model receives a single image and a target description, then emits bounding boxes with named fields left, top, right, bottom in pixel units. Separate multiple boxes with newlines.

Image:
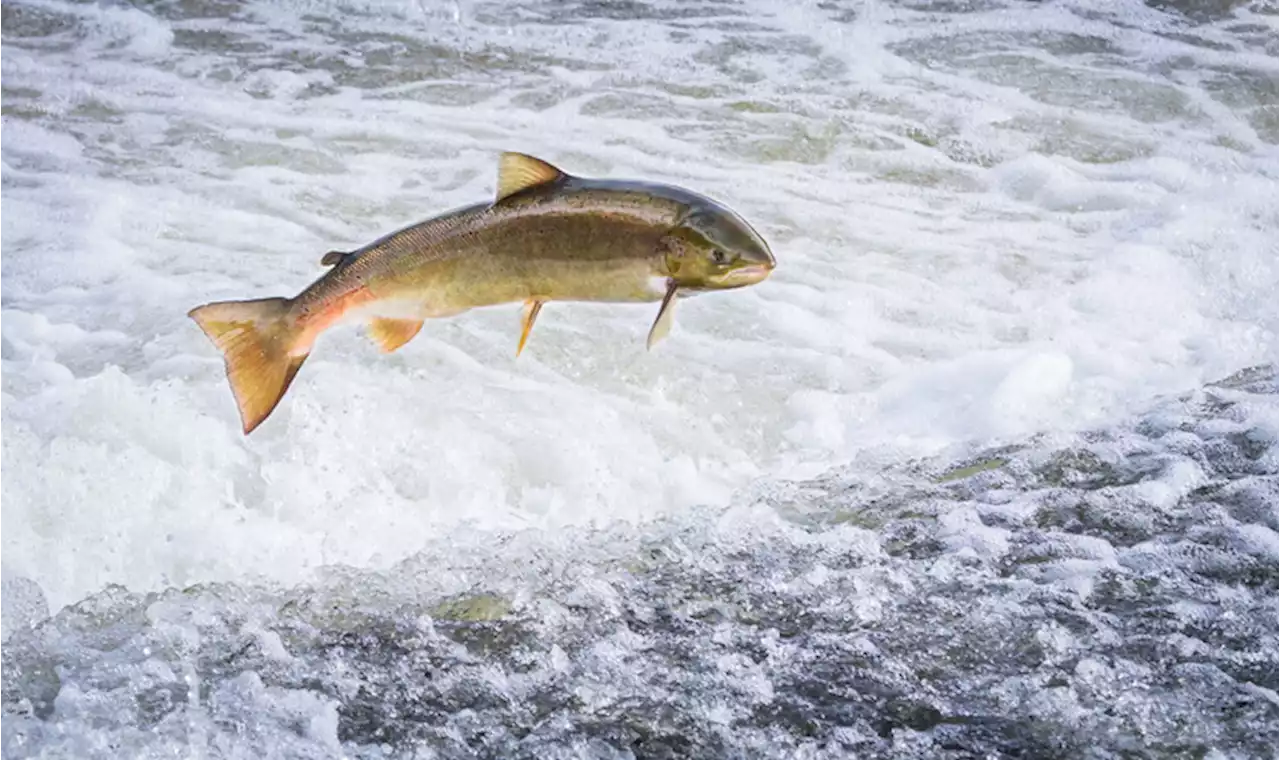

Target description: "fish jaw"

left=680, top=261, right=775, bottom=293
left=717, top=262, right=774, bottom=289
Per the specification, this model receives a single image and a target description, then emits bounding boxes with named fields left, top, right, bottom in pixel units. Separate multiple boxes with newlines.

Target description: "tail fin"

left=188, top=297, right=308, bottom=435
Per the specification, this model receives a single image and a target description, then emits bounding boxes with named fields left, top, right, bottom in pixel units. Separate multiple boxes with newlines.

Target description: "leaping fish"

left=189, top=152, right=777, bottom=434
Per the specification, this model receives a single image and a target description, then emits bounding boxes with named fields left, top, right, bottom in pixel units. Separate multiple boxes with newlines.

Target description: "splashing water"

left=2, top=0, right=1276, bottom=756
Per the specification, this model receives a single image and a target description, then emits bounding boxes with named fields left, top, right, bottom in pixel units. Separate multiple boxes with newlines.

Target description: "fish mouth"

left=718, top=262, right=774, bottom=288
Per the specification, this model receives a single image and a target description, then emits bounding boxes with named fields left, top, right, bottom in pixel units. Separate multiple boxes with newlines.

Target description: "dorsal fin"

left=496, top=152, right=566, bottom=202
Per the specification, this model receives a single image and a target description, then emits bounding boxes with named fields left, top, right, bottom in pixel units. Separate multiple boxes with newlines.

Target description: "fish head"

left=659, top=202, right=775, bottom=291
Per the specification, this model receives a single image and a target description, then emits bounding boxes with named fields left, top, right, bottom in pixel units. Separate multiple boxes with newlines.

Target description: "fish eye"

left=711, top=249, right=730, bottom=265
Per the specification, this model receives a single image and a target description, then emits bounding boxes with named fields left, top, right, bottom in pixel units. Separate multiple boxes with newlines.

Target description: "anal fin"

left=369, top=317, right=424, bottom=353
left=517, top=300, right=544, bottom=357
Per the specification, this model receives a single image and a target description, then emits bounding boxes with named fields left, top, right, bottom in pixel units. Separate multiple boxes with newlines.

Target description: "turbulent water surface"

left=2, top=0, right=1277, bottom=757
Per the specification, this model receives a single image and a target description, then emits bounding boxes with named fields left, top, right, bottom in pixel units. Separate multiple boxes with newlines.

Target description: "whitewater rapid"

left=2, top=0, right=1276, bottom=756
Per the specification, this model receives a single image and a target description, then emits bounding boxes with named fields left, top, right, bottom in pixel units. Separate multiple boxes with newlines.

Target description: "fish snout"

left=749, top=245, right=777, bottom=274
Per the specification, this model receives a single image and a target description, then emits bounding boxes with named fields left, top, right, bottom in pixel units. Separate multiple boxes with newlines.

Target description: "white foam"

left=1, top=0, right=1275, bottom=616
left=0, top=573, right=49, bottom=642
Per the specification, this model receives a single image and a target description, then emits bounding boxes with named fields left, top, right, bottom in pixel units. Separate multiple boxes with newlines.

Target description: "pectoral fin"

left=647, top=281, right=679, bottom=350
left=369, top=318, right=424, bottom=353
left=517, top=300, right=544, bottom=357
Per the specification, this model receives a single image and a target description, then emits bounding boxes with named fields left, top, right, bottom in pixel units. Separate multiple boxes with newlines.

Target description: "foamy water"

left=2, top=0, right=1277, bottom=756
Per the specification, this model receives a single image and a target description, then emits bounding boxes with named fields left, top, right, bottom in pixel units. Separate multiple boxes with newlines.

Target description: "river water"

left=2, top=0, right=1277, bottom=757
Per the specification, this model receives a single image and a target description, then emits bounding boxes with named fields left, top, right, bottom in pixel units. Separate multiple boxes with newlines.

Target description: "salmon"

left=189, top=152, right=776, bottom=434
